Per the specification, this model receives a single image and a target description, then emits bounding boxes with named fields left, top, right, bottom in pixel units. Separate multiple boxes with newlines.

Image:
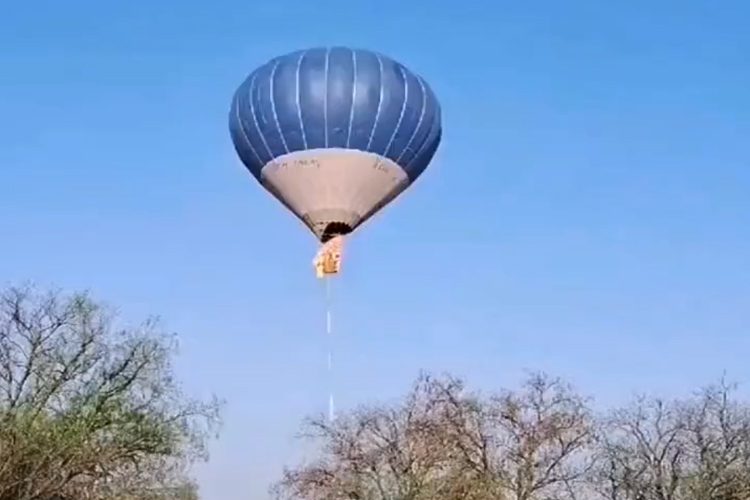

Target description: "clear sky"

left=2, top=0, right=748, bottom=498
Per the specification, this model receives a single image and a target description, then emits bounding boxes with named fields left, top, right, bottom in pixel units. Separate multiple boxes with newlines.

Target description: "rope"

left=325, top=276, right=335, bottom=422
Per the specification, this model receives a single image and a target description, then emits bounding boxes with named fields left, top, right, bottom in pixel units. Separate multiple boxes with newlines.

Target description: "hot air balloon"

left=228, top=47, right=442, bottom=278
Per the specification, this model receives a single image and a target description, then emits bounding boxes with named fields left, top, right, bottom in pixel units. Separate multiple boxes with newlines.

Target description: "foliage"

left=0, top=285, right=222, bottom=500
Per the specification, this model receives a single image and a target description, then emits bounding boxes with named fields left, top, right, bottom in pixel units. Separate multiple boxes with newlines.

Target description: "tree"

left=272, top=374, right=466, bottom=500
left=591, top=378, right=750, bottom=500
left=431, top=372, right=595, bottom=500
left=273, top=372, right=594, bottom=500
left=0, top=285, right=222, bottom=500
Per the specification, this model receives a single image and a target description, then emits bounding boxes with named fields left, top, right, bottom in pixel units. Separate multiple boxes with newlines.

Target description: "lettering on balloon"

left=269, top=158, right=322, bottom=172
left=368, top=162, right=387, bottom=174
left=368, top=162, right=400, bottom=183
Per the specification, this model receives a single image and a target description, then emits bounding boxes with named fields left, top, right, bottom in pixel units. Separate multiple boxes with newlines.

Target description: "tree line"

left=2, top=283, right=747, bottom=500
left=273, top=371, right=750, bottom=500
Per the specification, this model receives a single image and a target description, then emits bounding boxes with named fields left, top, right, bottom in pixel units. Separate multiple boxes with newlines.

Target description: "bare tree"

left=273, top=372, right=594, bottom=500
left=490, top=373, right=594, bottom=500
left=272, top=374, right=468, bottom=500
left=591, top=378, right=750, bottom=500
left=0, top=285, right=222, bottom=500
left=440, top=372, right=594, bottom=500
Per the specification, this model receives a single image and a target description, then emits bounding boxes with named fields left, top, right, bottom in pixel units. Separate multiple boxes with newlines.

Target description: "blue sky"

left=2, top=0, right=748, bottom=498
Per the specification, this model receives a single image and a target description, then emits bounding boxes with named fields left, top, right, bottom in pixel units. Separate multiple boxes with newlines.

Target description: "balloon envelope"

left=229, top=47, right=442, bottom=241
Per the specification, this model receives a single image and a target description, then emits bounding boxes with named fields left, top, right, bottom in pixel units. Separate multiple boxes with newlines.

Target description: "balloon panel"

left=259, top=149, right=409, bottom=241
left=229, top=47, right=442, bottom=182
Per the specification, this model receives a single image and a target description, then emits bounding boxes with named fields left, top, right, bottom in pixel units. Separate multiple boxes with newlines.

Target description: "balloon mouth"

left=321, top=222, right=352, bottom=243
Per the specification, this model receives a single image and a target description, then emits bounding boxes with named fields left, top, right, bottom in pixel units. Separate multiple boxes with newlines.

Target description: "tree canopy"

left=274, top=372, right=750, bottom=500
left=0, top=285, right=222, bottom=500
